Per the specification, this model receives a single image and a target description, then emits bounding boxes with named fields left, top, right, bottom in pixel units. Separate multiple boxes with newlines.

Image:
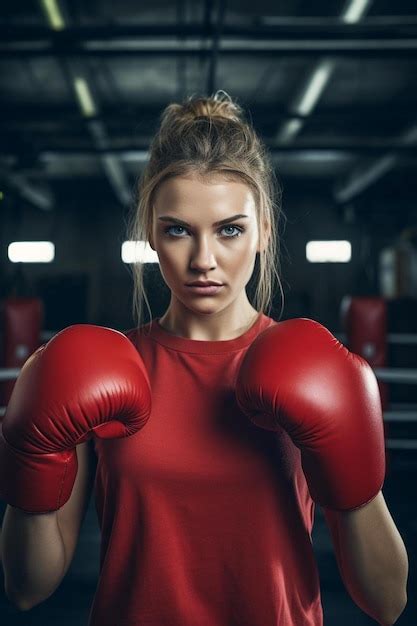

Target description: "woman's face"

left=149, top=173, right=261, bottom=316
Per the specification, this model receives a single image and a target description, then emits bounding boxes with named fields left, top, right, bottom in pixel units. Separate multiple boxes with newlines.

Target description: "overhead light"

left=296, top=60, right=334, bottom=116
left=119, top=150, right=150, bottom=163
left=0, top=165, right=54, bottom=210
left=121, top=241, right=159, bottom=264
left=73, top=77, right=97, bottom=117
left=306, top=241, right=352, bottom=263
left=334, top=154, right=396, bottom=203
left=8, top=241, right=55, bottom=263
left=41, top=0, right=66, bottom=30
left=277, top=118, right=303, bottom=143
left=342, top=0, right=371, bottom=24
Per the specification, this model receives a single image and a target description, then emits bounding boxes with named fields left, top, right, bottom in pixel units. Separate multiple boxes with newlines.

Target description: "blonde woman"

left=1, top=91, right=408, bottom=626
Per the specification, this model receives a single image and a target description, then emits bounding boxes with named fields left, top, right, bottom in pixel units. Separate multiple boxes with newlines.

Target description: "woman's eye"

left=222, top=225, right=244, bottom=238
left=164, top=225, right=244, bottom=238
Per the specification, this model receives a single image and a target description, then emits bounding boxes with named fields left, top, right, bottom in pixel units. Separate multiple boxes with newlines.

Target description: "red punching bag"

left=340, top=296, right=389, bottom=410
left=0, top=296, right=44, bottom=412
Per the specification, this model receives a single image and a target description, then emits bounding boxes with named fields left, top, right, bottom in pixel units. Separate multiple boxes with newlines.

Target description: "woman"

left=1, top=91, right=408, bottom=626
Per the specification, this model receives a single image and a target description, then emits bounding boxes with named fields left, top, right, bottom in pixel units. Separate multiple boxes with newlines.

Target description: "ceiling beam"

left=1, top=104, right=416, bottom=125
left=0, top=164, right=54, bottom=210
left=2, top=22, right=417, bottom=59
left=2, top=43, right=417, bottom=59
left=2, top=143, right=417, bottom=158
left=2, top=22, right=417, bottom=41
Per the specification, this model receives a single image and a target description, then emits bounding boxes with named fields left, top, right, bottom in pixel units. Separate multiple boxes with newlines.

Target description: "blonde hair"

left=126, top=90, right=285, bottom=331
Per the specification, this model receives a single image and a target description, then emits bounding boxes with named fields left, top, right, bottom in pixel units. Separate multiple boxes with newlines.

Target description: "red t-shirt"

left=88, top=312, right=323, bottom=625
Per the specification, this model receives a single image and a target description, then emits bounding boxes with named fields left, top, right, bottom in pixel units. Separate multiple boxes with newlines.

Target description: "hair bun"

left=182, top=90, right=244, bottom=123
left=158, top=90, right=245, bottom=132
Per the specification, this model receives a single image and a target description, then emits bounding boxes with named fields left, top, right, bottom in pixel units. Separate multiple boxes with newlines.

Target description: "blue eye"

left=164, top=224, right=244, bottom=239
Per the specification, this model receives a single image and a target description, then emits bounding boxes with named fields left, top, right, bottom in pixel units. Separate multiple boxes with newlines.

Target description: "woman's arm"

left=1, top=442, right=94, bottom=611
left=323, top=490, right=408, bottom=626
left=2, top=507, right=66, bottom=610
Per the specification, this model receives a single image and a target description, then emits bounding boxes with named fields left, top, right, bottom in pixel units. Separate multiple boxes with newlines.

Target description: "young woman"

left=1, top=91, right=408, bottom=626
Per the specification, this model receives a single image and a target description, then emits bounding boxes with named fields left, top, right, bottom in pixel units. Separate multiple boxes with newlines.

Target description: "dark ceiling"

left=1, top=0, right=417, bottom=231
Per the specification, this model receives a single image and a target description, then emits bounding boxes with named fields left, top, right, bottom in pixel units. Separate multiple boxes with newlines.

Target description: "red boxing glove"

left=0, top=324, right=151, bottom=513
left=235, top=318, right=386, bottom=511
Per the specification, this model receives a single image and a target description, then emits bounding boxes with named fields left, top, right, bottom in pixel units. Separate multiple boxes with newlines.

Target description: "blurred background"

left=0, top=0, right=416, bottom=624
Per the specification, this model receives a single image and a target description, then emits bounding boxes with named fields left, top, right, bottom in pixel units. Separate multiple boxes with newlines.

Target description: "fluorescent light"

left=73, top=77, right=97, bottom=117
left=342, top=0, right=371, bottom=24
left=306, top=240, right=351, bottom=263
left=296, top=61, right=334, bottom=115
left=41, top=0, right=66, bottom=30
left=8, top=241, right=55, bottom=263
left=277, top=118, right=303, bottom=143
left=121, top=241, right=159, bottom=264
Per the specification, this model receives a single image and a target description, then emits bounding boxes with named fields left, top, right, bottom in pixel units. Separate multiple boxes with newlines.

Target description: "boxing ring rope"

left=337, top=332, right=417, bottom=345
left=337, top=332, right=417, bottom=450
left=1, top=328, right=417, bottom=450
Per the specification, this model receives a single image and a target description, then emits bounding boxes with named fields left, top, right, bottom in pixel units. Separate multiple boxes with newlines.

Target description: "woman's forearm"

left=324, top=491, right=408, bottom=625
left=1, top=504, right=67, bottom=610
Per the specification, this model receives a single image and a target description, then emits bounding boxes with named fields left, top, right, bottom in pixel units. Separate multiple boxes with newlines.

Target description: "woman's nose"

left=188, top=236, right=218, bottom=267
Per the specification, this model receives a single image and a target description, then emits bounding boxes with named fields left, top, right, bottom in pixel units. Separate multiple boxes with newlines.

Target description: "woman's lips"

left=186, top=285, right=224, bottom=295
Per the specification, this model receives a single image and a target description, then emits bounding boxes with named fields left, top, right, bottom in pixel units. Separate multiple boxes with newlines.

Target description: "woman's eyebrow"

left=158, top=214, right=249, bottom=227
